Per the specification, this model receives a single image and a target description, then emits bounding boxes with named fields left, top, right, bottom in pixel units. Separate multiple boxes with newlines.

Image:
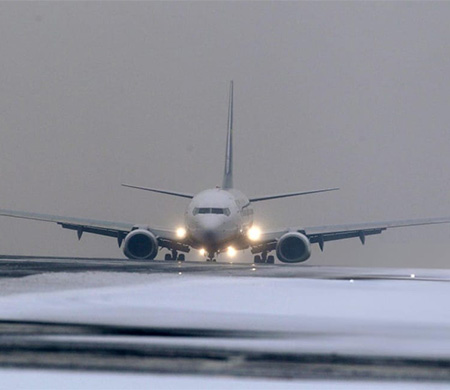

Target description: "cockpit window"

left=193, top=207, right=231, bottom=216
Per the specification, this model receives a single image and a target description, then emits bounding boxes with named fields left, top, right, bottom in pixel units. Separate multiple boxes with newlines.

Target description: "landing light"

left=248, top=226, right=262, bottom=241
left=176, top=227, right=187, bottom=239
left=227, top=246, right=237, bottom=257
left=199, top=248, right=206, bottom=256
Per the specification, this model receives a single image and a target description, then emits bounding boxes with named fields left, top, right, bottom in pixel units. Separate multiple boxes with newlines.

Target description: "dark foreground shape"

left=0, top=320, right=449, bottom=382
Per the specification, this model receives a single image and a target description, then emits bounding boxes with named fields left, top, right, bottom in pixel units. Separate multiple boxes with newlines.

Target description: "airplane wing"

left=249, top=187, right=339, bottom=202
left=0, top=208, right=179, bottom=248
left=252, top=216, right=450, bottom=252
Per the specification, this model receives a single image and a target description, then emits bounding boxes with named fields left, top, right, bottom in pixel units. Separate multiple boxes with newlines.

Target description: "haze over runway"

left=1, top=2, right=450, bottom=267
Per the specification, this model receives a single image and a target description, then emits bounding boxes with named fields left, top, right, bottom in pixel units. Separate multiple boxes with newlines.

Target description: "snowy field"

left=0, top=268, right=450, bottom=388
left=0, top=368, right=449, bottom=390
left=1, top=271, right=450, bottom=357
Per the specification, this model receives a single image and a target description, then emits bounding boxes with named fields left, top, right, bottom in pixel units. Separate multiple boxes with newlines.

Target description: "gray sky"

left=1, top=1, right=450, bottom=267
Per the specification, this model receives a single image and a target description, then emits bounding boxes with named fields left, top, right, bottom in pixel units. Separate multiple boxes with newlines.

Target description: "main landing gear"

left=164, top=250, right=185, bottom=261
left=254, top=252, right=275, bottom=264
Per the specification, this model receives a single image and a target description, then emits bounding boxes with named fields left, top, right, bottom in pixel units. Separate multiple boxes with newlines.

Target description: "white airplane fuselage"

left=185, top=188, right=253, bottom=256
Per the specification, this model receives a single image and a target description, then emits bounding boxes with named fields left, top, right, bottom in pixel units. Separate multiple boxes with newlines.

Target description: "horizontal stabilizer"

left=249, top=187, right=339, bottom=203
left=122, top=184, right=194, bottom=199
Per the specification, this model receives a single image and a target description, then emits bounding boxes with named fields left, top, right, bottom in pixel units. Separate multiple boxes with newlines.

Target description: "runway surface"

left=1, top=254, right=449, bottom=280
left=0, top=255, right=450, bottom=388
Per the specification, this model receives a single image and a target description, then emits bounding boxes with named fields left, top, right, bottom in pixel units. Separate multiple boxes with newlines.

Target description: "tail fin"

left=222, top=81, right=234, bottom=189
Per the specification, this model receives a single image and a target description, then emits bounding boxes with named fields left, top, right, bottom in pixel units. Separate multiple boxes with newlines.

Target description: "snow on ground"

left=0, top=271, right=449, bottom=326
left=0, top=369, right=447, bottom=390
left=0, top=271, right=156, bottom=296
left=0, top=272, right=450, bottom=357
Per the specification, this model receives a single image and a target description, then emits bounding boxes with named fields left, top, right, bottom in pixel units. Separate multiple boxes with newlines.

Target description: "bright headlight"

left=176, top=227, right=187, bottom=239
left=227, top=246, right=237, bottom=257
left=199, top=248, right=206, bottom=256
left=247, top=226, right=262, bottom=241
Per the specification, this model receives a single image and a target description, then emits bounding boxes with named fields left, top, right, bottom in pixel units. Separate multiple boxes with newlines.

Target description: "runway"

left=1, top=255, right=450, bottom=387
left=1, top=255, right=449, bottom=281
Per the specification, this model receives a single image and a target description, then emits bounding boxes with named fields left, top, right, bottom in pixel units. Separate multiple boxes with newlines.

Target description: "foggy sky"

left=1, top=1, right=450, bottom=267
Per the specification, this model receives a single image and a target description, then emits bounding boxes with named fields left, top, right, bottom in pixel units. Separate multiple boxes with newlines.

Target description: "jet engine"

left=276, top=232, right=311, bottom=263
left=123, top=229, right=158, bottom=260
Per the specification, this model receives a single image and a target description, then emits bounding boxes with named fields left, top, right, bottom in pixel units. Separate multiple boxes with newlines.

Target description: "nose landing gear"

left=206, top=252, right=216, bottom=262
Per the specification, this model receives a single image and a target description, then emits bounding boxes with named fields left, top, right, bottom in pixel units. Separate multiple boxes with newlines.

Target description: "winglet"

left=222, top=81, right=234, bottom=189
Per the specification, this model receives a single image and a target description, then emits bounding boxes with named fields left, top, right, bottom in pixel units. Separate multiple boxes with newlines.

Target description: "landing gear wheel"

left=178, top=254, right=185, bottom=261
left=266, top=255, right=275, bottom=264
left=164, top=251, right=178, bottom=261
left=254, top=255, right=262, bottom=263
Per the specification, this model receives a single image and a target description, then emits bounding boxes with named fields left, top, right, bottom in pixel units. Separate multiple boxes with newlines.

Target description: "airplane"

left=1, top=81, right=450, bottom=264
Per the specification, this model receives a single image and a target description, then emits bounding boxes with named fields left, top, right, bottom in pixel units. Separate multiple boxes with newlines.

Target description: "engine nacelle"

left=276, top=232, right=311, bottom=263
left=123, top=229, right=158, bottom=260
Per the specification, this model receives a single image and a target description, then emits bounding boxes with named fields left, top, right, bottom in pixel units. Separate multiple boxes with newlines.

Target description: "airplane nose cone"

left=200, top=217, right=223, bottom=240
left=191, top=216, right=225, bottom=244
left=200, top=216, right=223, bottom=231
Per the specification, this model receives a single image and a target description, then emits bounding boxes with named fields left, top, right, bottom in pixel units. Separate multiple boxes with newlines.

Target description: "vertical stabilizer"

left=222, top=81, right=234, bottom=189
